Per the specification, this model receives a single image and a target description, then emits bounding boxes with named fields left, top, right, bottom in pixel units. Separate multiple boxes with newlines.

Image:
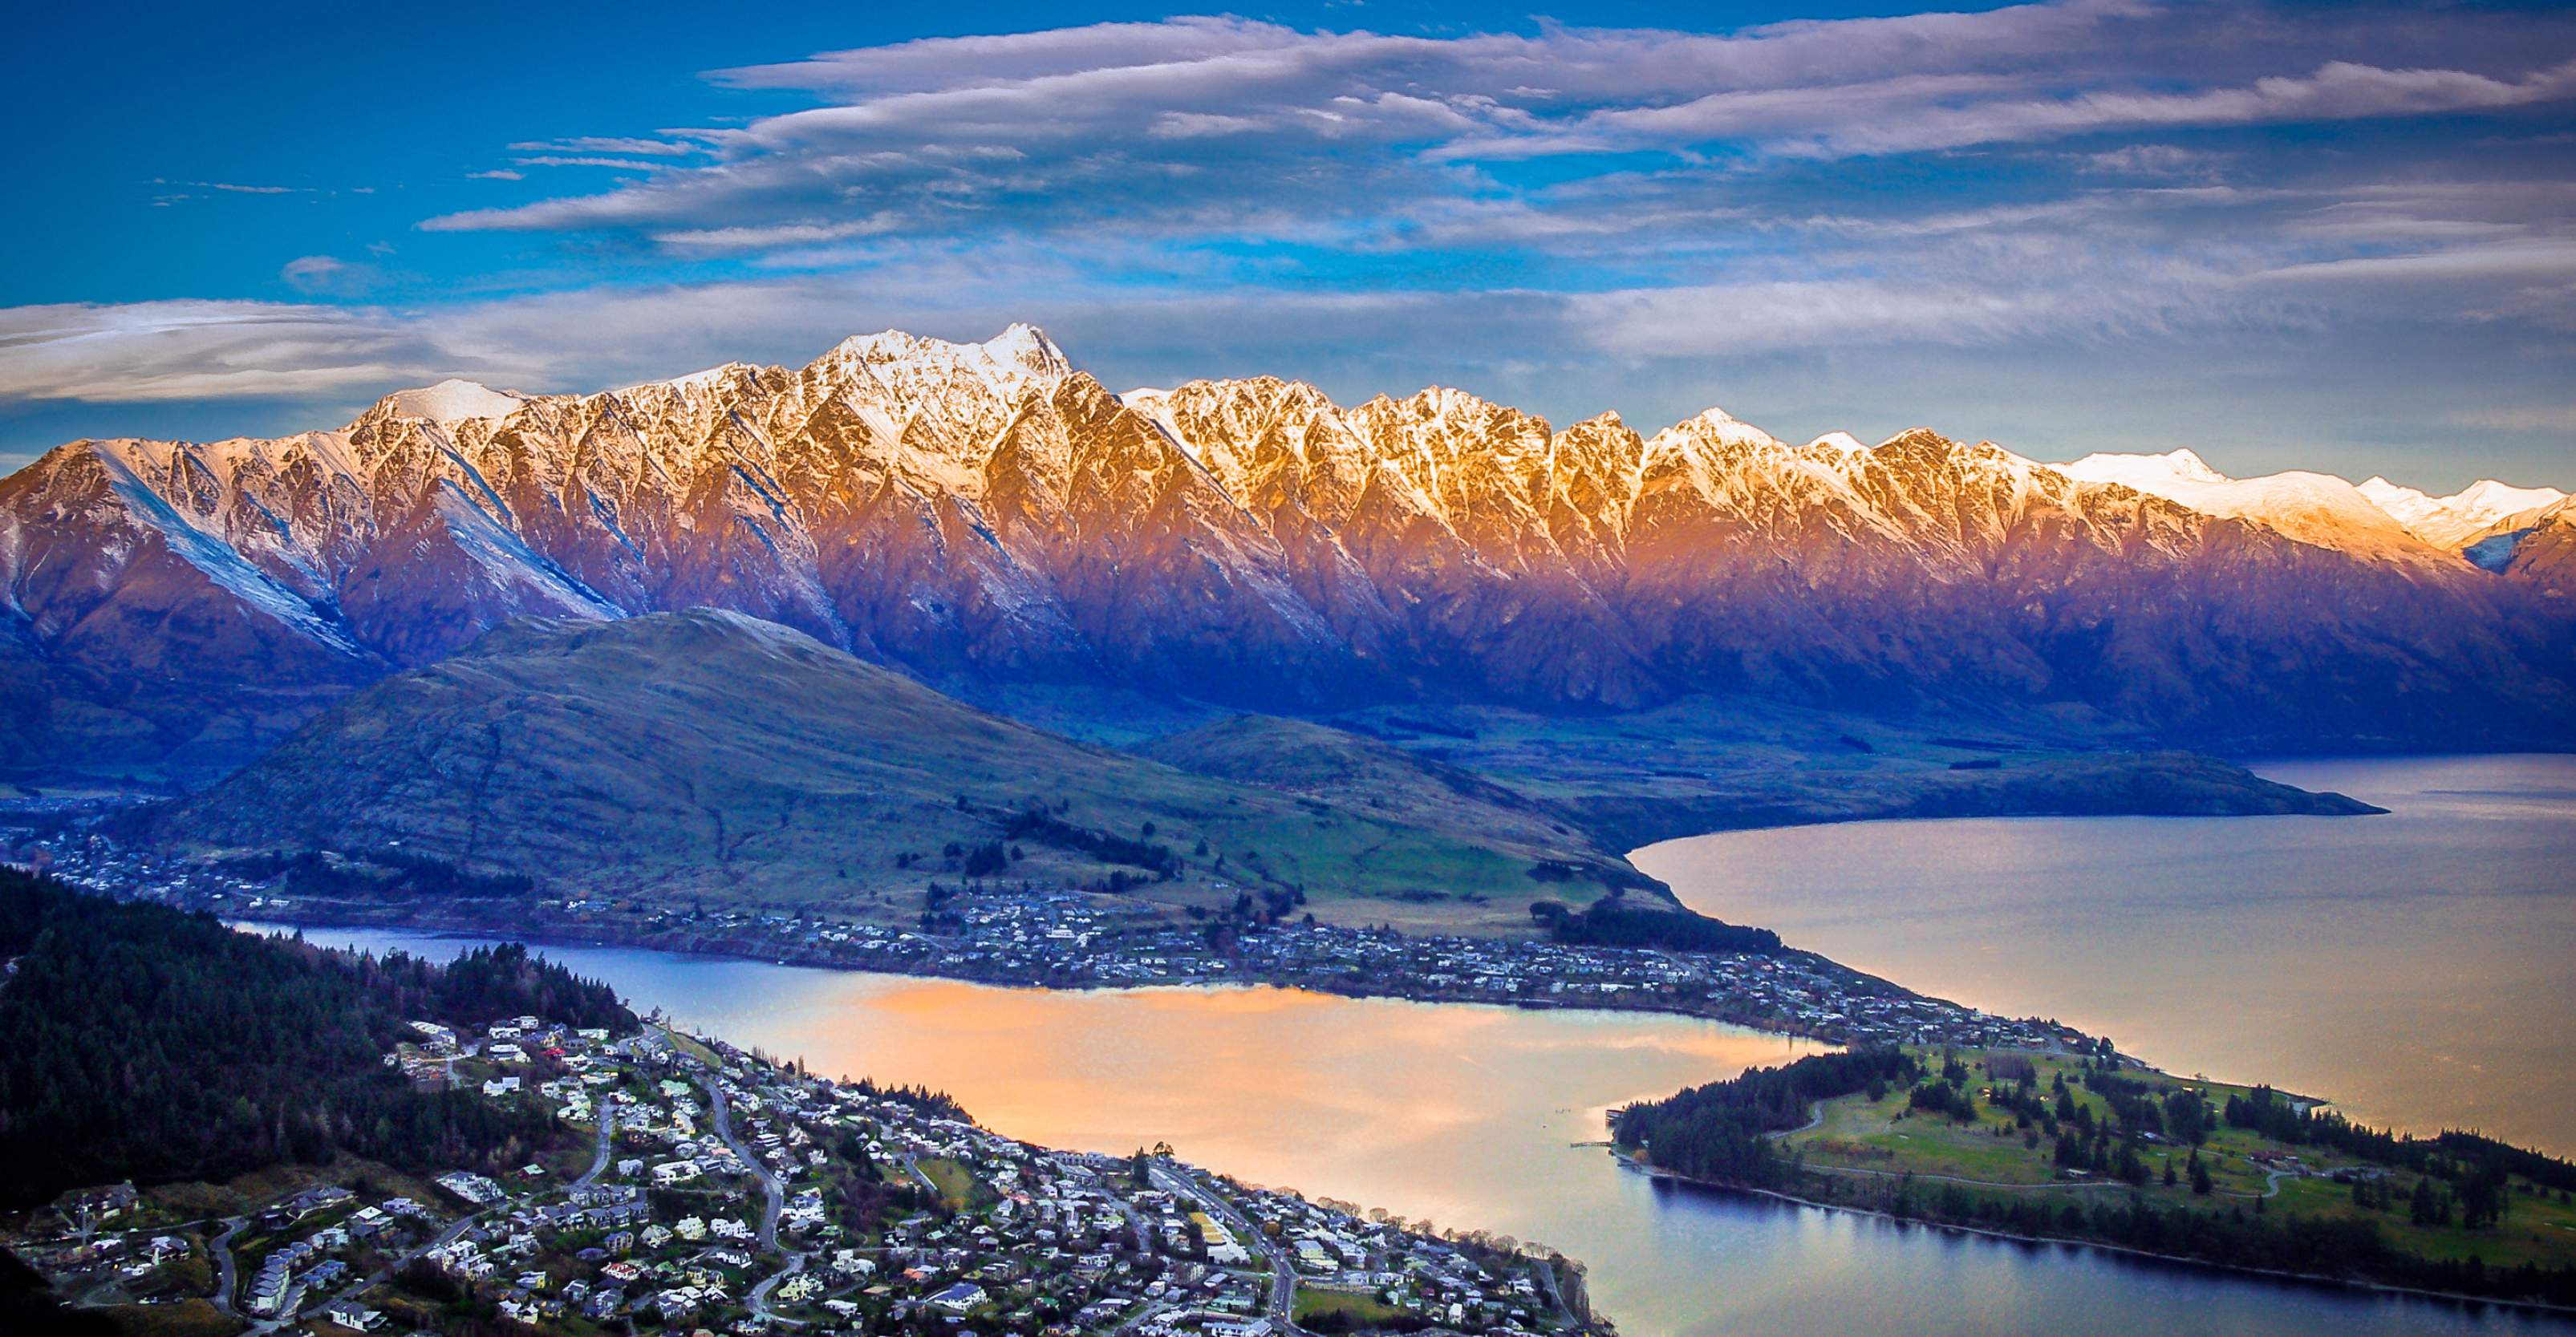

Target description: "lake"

left=1633, top=754, right=2576, bottom=1157
left=254, top=912, right=2570, bottom=1332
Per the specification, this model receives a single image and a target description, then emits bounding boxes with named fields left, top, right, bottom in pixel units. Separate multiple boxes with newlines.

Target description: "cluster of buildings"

left=240, top=1191, right=436, bottom=1320
left=15, top=999, right=1597, bottom=1337
left=646, top=892, right=2068, bottom=1051
left=10, top=820, right=2075, bottom=1051
left=18, top=820, right=2073, bottom=1052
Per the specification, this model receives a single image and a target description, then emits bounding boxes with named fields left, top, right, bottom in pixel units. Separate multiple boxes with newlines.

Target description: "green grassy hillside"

left=153, top=611, right=1611, bottom=929
left=1134, top=714, right=1660, bottom=889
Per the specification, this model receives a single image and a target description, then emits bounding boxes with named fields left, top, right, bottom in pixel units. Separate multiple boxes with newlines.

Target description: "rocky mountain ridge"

left=2, top=325, right=2570, bottom=769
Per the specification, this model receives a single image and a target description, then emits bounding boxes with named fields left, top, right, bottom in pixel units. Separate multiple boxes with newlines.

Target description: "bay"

left=1633, top=755, right=2576, bottom=1156
left=246, top=921, right=2569, bottom=1335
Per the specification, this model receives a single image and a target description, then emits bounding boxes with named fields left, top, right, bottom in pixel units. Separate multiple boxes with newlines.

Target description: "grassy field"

left=914, top=1157, right=994, bottom=1213
left=1294, top=1286, right=1411, bottom=1326
left=1777, top=1048, right=2576, bottom=1275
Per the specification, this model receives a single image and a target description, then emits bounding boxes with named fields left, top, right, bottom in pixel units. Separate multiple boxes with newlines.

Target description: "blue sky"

left=4, top=0, right=2571, bottom=492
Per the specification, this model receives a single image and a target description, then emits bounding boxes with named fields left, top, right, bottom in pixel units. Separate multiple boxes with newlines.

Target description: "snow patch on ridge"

left=88, top=441, right=363, bottom=654
left=432, top=483, right=628, bottom=621
left=1118, top=388, right=1194, bottom=459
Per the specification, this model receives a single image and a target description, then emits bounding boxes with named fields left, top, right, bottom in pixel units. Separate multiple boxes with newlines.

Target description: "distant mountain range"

left=3, top=325, right=2570, bottom=771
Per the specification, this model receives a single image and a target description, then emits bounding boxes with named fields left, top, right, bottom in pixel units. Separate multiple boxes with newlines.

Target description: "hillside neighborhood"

left=6, top=1006, right=1596, bottom=1337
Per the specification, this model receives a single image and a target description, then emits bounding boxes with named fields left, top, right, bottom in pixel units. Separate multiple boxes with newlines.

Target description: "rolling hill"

left=149, top=610, right=1635, bottom=928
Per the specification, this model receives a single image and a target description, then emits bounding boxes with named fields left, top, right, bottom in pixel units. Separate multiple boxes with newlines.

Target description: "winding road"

left=205, top=1217, right=246, bottom=1319
left=700, top=1068, right=810, bottom=1327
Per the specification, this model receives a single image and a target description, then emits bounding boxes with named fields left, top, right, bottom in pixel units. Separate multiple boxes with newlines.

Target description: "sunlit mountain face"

left=5, top=326, right=2570, bottom=772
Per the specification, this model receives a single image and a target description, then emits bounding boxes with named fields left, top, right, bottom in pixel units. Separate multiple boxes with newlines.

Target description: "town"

left=7, top=1007, right=1598, bottom=1337
left=11, top=826, right=2076, bottom=1055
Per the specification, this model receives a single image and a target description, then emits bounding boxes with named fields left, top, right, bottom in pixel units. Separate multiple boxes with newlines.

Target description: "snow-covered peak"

left=1805, top=431, right=1869, bottom=456
left=2058, top=450, right=2444, bottom=565
left=1661, top=407, right=1786, bottom=452
left=2357, top=476, right=2569, bottom=549
left=813, top=326, right=1074, bottom=417
left=981, top=323, right=1073, bottom=382
left=2059, top=448, right=2228, bottom=492
left=383, top=379, right=525, bottom=426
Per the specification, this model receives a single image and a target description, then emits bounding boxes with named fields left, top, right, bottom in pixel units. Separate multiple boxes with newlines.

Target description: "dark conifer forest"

left=0, top=871, right=632, bottom=1209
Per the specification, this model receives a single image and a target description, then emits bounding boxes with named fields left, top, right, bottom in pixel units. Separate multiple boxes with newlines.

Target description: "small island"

left=1612, top=1045, right=2576, bottom=1311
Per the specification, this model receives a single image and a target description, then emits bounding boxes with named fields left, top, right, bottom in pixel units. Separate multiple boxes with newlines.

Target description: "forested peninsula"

left=1613, top=1047, right=2576, bottom=1310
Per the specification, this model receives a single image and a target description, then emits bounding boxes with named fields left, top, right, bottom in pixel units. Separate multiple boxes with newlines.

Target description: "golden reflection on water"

left=742, top=978, right=1794, bottom=1229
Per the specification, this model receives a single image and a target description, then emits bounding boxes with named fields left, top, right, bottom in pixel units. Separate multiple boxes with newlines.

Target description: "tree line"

left=1529, top=897, right=1785, bottom=954
left=1610, top=1047, right=1920, bottom=1186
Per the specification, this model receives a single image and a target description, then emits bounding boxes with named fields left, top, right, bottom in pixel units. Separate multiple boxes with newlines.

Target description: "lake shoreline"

left=224, top=899, right=1971, bottom=1050
left=1612, top=1153, right=2576, bottom=1322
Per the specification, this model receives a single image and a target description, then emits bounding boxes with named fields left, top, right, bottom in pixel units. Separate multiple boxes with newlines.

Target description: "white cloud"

left=412, top=3, right=2576, bottom=252
left=0, top=302, right=470, bottom=403
left=280, top=256, right=385, bottom=296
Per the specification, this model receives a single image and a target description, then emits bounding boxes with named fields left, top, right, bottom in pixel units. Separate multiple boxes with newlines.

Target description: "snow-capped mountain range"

left=2, top=325, right=2570, bottom=768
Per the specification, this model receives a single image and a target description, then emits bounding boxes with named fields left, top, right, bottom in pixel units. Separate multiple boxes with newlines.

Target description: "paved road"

left=700, top=1068, right=810, bottom=1327
left=748, top=1250, right=813, bottom=1327
left=899, top=1154, right=943, bottom=1199
left=574, top=1106, right=619, bottom=1187
left=700, top=1073, right=784, bottom=1250
left=205, top=1217, right=246, bottom=1319
left=1763, top=1105, right=1826, bottom=1141
left=1147, top=1161, right=1301, bottom=1333
left=1531, top=1254, right=1573, bottom=1328
left=1795, top=1163, right=2129, bottom=1192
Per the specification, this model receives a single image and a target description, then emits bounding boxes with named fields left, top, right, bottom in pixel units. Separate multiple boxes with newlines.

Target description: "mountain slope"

left=6, top=326, right=2572, bottom=766
left=152, top=610, right=1625, bottom=914
left=1134, top=714, right=1650, bottom=890
left=2481, top=500, right=2576, bottom=602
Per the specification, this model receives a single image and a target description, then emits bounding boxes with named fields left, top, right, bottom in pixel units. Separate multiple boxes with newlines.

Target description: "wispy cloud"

left=279, top=256, right=386, bottom=296
left=0, top=301, right=470, bottom=403
left=419, top=2, right=2576, bottom=253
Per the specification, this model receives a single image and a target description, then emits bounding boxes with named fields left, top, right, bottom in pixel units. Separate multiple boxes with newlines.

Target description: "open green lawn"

left=915, top=1157, right=993, bottom=1212
left=1294, top=1286, right=1409, bottom=1326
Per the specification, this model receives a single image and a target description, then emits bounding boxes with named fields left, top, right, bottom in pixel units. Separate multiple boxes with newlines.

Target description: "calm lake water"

left=1635, top=754, right=2576, bottom=1158
left=252, top=912, right=2570, bottom=1335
